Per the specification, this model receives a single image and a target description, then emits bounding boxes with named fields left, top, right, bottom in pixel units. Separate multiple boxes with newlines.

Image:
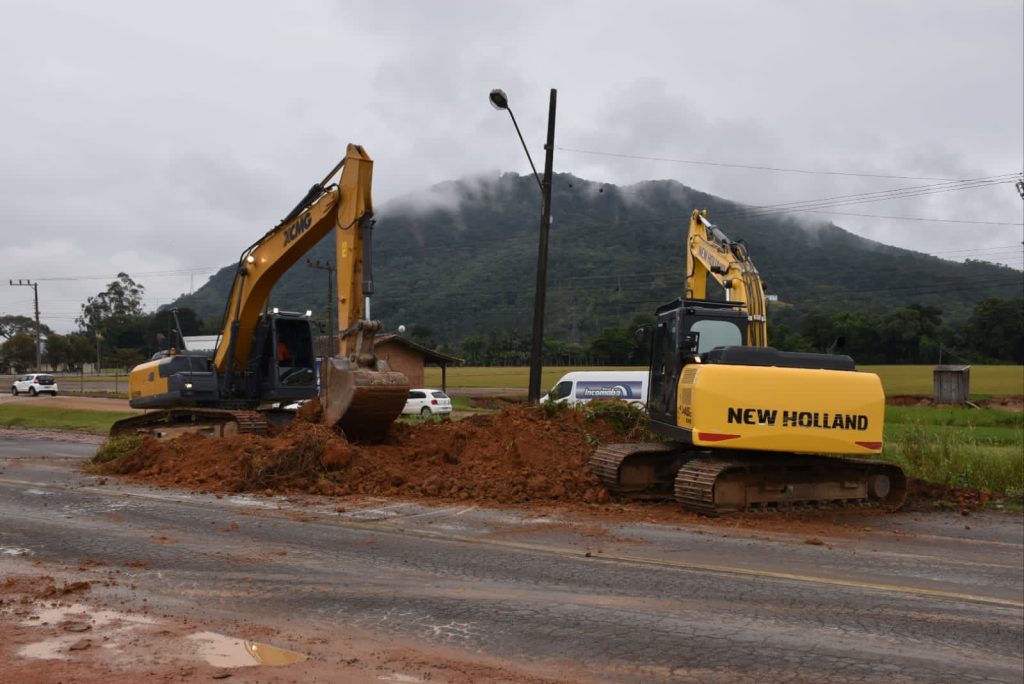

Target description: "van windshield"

left=548, top=380, right=572, bottom=400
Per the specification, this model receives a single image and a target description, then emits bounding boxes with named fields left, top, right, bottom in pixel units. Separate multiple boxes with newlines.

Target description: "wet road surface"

left=1, top=435, right=1022, bottom=682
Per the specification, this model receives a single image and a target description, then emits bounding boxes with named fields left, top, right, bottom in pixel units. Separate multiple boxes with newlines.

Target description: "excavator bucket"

left=320, top=357, right=409, bottom=442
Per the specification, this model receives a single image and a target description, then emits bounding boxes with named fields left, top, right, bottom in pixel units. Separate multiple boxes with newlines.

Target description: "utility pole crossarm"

left=9, top=279, right=41, bottom=370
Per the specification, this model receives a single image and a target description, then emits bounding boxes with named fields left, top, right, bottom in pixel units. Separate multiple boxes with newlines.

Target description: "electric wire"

left=555, top=146, right=972, bottom=181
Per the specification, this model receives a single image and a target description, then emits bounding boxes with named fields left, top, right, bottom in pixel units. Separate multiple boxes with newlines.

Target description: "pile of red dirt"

left=886, top=394, right=1023, bottom=413
left=99, top=403, right=645, bottom=504
left=904, top=478, right=998, bottom=512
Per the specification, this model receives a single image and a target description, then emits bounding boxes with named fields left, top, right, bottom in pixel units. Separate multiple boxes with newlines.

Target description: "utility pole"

left=307, top=258, right=336, bottom=357
left=527, top=88, right=557, bottom=404
left=488, top=87, right=557, bottom=403
left=9, top=279, right=41, bottom=370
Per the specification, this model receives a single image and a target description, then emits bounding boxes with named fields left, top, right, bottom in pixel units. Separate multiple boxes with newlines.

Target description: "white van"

left=540, top=371, right=648, bottom=408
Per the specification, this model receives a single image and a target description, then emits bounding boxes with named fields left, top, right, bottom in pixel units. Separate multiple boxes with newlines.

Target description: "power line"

left=709, top=175, right=1019, bottom=220
left=556, top=145, right=998, bottom=182
left=26, top=267, right=222, bottom=283
left=796, top=209, right=1023, bottom=226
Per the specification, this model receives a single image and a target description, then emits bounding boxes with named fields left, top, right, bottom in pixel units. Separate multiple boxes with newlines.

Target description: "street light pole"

left=490, top=88, right=557, bottom=403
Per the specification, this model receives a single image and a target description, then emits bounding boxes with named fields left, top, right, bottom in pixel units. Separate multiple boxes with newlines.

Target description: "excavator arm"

left=119, top=144, right=406, bottom=442
left=214, top=144, right=375, bottom=380
left=685, top=209, right=768, bottom=346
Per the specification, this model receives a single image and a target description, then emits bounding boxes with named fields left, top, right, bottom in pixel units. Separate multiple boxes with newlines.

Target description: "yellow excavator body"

left=590, top=208, right=906, bottom=515
left=680, top=364, right=884, bottom=455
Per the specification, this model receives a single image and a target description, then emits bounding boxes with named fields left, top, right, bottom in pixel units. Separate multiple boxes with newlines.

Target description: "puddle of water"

left=187, top=631, right=307, bottom=668
left=378, top=674, right=423, bottom=682
left=22, top=603, right=156, bottom=628
left=17, top=636, right=76, bottom=660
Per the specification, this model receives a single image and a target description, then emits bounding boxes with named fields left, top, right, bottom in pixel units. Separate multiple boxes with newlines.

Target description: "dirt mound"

left=904, top=478, right=997, bottom=512
left=98, top=404, right=644, bottom=504
left=886, top=394, right=1024, bottom=412
left=978, top=395, right=1024, bottom=413
left=886, top=395, right=936, bottom=407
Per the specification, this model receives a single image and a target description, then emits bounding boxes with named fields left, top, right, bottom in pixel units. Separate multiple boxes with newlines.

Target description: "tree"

left=66, top=333, right=95, bottom=371
left=460, top=335, right=486, bottom=365
left=0, top=314, right=51, bottom=340
left=77, top=273, right=146, bottom=335
left=406, top=324, right=436, bottom=350
left=0, top=333, right=37, bottom=372
left=77, top=273, right=147, bottom=365
left=43, top=333, right=70, bottom=371
left=588, top=326, right=636, bottom=365
left=964, top=298, right=1024, bottom=363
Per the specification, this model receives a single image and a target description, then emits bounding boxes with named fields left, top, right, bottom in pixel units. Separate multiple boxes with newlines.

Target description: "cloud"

left=1, top=0, right=1020, bottom=332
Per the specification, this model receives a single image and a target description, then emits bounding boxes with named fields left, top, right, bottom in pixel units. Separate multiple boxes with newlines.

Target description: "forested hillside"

left=170, top=173, right=1020, bottom=357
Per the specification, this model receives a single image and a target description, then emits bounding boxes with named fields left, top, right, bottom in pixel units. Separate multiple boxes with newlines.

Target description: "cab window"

left=690, top=319, right=743, bottom=353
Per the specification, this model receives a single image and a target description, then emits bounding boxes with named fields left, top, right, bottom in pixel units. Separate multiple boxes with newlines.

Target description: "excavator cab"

left=648, top=299, right=749, bottom=428
left=250, top=311, right=318, bottom=404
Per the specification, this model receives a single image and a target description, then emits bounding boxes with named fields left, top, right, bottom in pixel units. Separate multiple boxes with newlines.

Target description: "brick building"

left=315, top=334, right=461, bottom=391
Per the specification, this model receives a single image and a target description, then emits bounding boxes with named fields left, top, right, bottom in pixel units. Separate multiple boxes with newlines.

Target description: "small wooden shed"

left=933, top=364, right=970, bottom=405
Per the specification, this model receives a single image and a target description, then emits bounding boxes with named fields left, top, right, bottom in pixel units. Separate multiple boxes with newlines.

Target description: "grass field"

left=879, top=405, right=1023, bottom=497
left=425, top=366, right=645, bottom=392
left=861, top=365, right=1024, bottom=398
left=0, top=405, right=136, bottom=434
left=426, top=365, right=1024, bottom=398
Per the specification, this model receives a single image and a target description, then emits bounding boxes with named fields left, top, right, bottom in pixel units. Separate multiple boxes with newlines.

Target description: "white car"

left=11, top=373, right=59, bottom=396
left=402, top=389, right=452, bottom=417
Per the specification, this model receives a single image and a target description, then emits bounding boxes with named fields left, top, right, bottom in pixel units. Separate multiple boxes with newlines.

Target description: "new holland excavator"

left=110, top=144, right=408, bottom=442
left=590, top=210, right=907, bottom=515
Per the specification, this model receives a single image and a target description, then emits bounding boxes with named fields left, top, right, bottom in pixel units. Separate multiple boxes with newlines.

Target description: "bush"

left=91, top=435, right=144, bottom=466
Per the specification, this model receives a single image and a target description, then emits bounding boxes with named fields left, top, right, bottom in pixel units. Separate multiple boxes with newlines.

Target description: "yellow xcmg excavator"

left=111, top=144, right=408, bottom=442
left=591, top=209, right=906, bottom=515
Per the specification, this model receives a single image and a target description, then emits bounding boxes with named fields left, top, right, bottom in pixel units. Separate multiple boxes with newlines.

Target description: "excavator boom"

left=118, top=144, right=407, bottom=442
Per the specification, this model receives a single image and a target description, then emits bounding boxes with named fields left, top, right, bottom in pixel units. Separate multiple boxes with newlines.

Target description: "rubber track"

left=674, top=456, right=744, bottom=516
left=590, top=442, right=680, bottom=497
left=110, top=408, right=268, bottom=437
left=674, top=453, right=907, bottom=516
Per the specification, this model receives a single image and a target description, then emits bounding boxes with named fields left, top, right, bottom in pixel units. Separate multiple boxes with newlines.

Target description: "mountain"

left=169, top=173, right=1020, bottom=346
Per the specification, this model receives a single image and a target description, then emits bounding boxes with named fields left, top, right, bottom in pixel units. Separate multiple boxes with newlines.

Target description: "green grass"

left=878, top=404, right=1024, bottom=496
left=0, top=405, right=136, bottom=435
left=886, top=405, right=1022, bottom=429
left=427, top=365, right=1023, bottom=398
left=863, top=364, right=1024, bottom=398
left=91, top=435, right=144, bottom=465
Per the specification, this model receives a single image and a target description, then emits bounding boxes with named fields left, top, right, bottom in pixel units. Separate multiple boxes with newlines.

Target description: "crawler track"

left=591, top=443, right=907, bottom=516
left=110, top=408, right=269, bottom=439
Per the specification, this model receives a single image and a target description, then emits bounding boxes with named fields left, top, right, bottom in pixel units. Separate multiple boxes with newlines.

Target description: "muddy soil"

left=0, top=560, right=576, bottom=683
left=95, top=402, right=1000, bottom=531
left=100, top=403, right=635, bottom=505
left=887, top=394, right=1023, bottom=412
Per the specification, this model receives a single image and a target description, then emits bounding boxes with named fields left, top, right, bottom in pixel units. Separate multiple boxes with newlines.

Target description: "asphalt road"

left=1, top=435, right=1022, bottom=683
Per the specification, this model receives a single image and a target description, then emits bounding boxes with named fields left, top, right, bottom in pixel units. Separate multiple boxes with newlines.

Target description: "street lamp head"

left=489, top=89, right=509, bottom=111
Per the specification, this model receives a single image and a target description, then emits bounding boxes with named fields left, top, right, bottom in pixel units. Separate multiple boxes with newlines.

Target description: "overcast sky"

left=1, top=0, right=1021, bottom=333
